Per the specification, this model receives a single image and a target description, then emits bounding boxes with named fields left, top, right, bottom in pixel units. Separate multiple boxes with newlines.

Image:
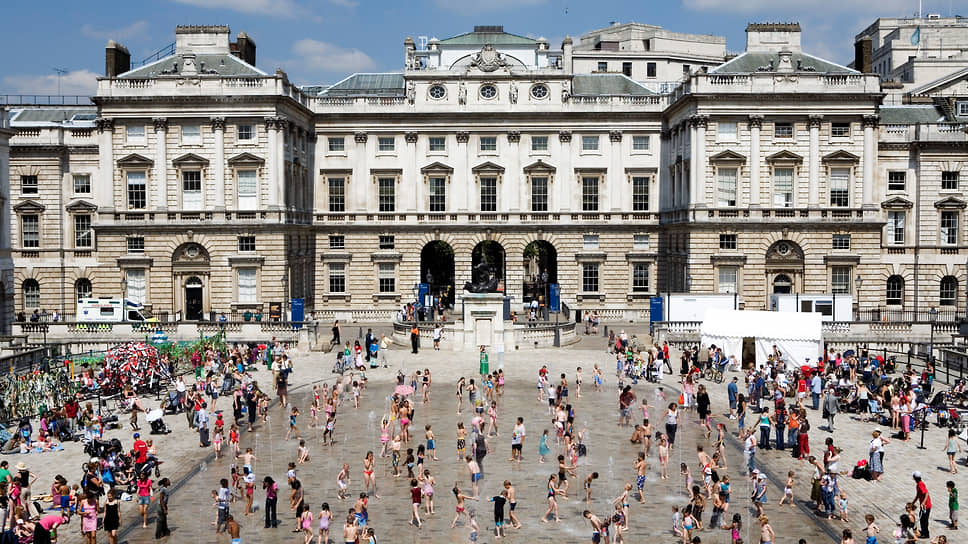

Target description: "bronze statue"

left=464, top=261, right=499, bottom=293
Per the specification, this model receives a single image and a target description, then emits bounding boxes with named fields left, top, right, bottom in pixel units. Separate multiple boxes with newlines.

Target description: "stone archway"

left=171, top=242, right=210, bottom=321
left=522, top=240, right=557, bottom=304
left=765, top=240, right=804, bottom=297
left=420, top=241, right=456, bottom=308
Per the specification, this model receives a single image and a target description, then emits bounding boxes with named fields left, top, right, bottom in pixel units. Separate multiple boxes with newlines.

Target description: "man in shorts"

left=509, top=417, right=525, bottom=463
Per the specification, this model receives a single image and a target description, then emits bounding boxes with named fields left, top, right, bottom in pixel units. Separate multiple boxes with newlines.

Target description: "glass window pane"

left=480, top=177, right=497, bottom=212
left=428, top=137, right=446, bottom=152
left=126, top=171, right=147, bottom=209
left=182, top=170, right=203, bottom=210
left=773, top=168, right=793, bottom=208
left=73, top=174, right=91, bottom=193
left=632, top=135, right=650, bottom=150
left=126, top=269, right=146, bottom=304
left=582, top=263, right=599, bottom=292
left=632, top=177, right=649, bottom=211
left=21, top=215, right=39, bottom=248
left=329, top=263, right=346, bottom=293
left=632, top=263, right=650, bottom=292
left=378, top=263, right=396, bottom=293
left=718, top=266, right=737, bottom=294
left=718, top=168, right=737, bottom=207
left=581, top=135, right=599, bottom=151
left=328, top=137, right=345, bottom=152
left=378, top=178, right=395, bottom=212
left=718, top=122, right=737, bottom=141
left=182, top=124, right=201, bottom=145
left=829, top=168, right=849, bottom=207
left=74, top=215, right=92, bottom=248
left=429, top=178, right=446, bottom=211
left=531, top=177, right=548, bottom=212
left=582, top=177, right=599, bottom=211
left=328, top=177, right=345, bottom=212
left=237, top=170, right=258, bottom=210
left=531, top=136, right=548, bottom=151
left=237, top=268, right=257, bottom=303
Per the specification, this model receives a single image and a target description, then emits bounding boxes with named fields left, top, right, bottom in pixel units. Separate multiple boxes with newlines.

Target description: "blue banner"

left=417, top=283, right=430, bottom=308
left=290, top=298, right=304, bottom=329
left=549, top=283, right=561, bottom=312
left=649, top=296, right=664, bottom=323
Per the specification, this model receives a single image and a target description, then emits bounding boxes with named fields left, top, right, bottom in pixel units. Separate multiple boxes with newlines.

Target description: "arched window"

left=22, top=279, right=39, bottom=309
left=75, top=278, right=92, bottom=301
left=940, top=275, right=958, bottom=306
left=886, top=275, right=904, bottom=306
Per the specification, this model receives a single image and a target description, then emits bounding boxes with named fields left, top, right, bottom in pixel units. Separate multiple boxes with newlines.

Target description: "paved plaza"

left=23, top=334, right=965, bottom=543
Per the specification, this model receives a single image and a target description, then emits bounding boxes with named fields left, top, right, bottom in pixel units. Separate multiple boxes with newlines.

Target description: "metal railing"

left=0, top=95, right=94, bottom=106
left=855, top=308, right=962, bottom=322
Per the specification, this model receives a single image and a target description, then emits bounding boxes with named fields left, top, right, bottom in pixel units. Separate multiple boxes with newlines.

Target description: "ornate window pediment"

left=523, top=160, right=556, bottom=174
left=420, top=162, right=454, bottom=174
left=117, top=153, right=154, bottom=167
left=822, top=150, right=860, bottom=163
left=172, top=153, right=210, bottom=167
left=765, top=149, right=803, bottom=163
left=709, top=150, right=747, bottom=163
left=13, top=200, right=46, bottom=213
left=227, top=152, right=265, bottom=166
left=934, top=196, right=967, bottom=209
left=765, top=240, right=804, bottom=263
left=881, top=196, right=914, bottom=209
left=65, top=199, right=98, bottom=212
left=172, top=242, right=210, bottom=265
left=471, top=161, right=505, bottom=174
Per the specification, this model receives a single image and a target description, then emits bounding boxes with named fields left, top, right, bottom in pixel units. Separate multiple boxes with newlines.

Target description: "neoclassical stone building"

left=5, top=21, right=968, bottom=322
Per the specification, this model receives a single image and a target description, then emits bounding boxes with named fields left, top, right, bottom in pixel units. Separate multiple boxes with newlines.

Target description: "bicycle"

left=703, top=365, right=725, bottom=384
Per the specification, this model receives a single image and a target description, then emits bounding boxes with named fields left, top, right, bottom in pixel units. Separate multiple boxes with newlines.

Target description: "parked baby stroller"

left=162, top=391, right=183, bottom=415
left=333, top=352, right=350, bottom=374
left=146, top=409, right=171, bottom=435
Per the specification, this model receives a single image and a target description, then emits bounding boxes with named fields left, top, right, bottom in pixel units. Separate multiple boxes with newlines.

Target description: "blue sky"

left=0, top=0, right=958, bottom=95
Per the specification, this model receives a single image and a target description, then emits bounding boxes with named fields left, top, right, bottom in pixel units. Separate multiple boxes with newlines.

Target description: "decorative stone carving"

left=609, top=130, right=622, bottom=143
left=406, top=81, right=415, bottom=105
left=152, top=117, right=168, bottom=132
left=559, top=130, right=572, bottom=143
left=458, top=81, right=467, bottom=105
left=748, top=115, right=764, bottom=129
left=209, top=117, right=226, bottom=131
left=862, top=115, right=879, bottom=128
left=808, top=115, right=823, bottom=128
left=354, top=132, right=368, bottom=144
left=509, top=82, right=518, bottom=104
left=95, top=117, right=114, bottom=132
left=561, top=81, right=571, bottom=103
left=507, top=131, right=521, bottom=143
left=689, top=115, right=708, bottom=128
left=405, top=132, right=418, bottom=144
left=455, top=131, right=470, bottom=144
left=468, top=44, right=509, bottom=73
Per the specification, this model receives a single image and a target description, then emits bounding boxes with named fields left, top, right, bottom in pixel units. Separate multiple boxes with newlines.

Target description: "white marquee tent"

left=700, top=308, right=823, bottom=368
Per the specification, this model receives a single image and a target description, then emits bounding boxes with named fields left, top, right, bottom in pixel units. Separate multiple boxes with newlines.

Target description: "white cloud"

left=433, top=0, right=547, bottom=15
left=682, top=0, right=918, bottom=14
left=81, top=20, right=149, bottom=42
left=328, top=0, right=358, bottom=7
left=1, top=70, right=99, bottom=96
left=291, top=39, right=376, bottom=73
left=172, top=0, right=302, bottom=17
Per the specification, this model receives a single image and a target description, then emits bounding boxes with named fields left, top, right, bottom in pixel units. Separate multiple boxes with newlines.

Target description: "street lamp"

left=120, top=278, right=128, bottom=300
left=928, top=306, right=938, bottom=363
left=854, top=275, right=862, bottom=320
left=281, top=272, right=289, bottom=322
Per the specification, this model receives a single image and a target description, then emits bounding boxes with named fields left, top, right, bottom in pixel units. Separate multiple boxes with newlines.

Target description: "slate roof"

left=439, top=29, right=537, bottom=46
left=119, top=53, right=267, bottom=78
left=712, top=51, right=856, bottom=74
left=319, top=73, right=405, bottom=97
left=572, top=74, right=655, bottom=96
left=10, top=108, right=98, bottom=126
left=908, top=67, right=968, bottom=96
left=879, top=105, right=945, bottom=124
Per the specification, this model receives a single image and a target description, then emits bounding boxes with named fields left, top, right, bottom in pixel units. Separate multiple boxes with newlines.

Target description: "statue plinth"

left=453, top=292, right=510, bottom=351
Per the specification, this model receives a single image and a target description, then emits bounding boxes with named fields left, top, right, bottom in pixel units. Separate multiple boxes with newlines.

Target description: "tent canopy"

left=700, top=309, right=822, bottom=367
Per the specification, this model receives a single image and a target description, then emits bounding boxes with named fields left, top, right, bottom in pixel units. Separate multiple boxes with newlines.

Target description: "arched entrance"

left=420, top=241, right=455, bottom=308
left=185, top=276, right=204, bottom=320
left=472, top=241, right=506, bottom=291
left=522, top=240, right=557, bottom=304
left=772, top=274, right=793, bottom=294
left=765, top=240, right=804, bottom=299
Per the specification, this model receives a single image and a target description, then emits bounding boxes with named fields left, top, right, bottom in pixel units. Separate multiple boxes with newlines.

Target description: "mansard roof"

left=879, top=105, right=945, bottom=125
left=572, top=74, right=656, bottom=96
left=712, top=51, right=856, bottom=74
left=439, top=27, right=537, bottom=46
left=119, top=53, right=266, bottom=79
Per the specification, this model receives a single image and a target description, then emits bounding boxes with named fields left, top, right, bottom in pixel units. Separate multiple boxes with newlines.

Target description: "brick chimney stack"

left=105, top=40, right=131, bottom=78
left=232, top=32, right=257, bottom=66
left=854, top=36, right=873, bottom=74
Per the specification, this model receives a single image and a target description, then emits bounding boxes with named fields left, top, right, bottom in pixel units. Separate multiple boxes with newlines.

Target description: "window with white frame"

left=126, top=171, right=147, bottom=209
left=329, top=263, right=346, bottom=293
left=774, top=122, right=793, bottom=138
left=428, top=137, right=446, bottom=152
left=237, top=170, right=258, bottom=210
left=21, top=215, right=39, bottom=248
left=75, top=278, right=92, bottom=300
left=581, top=135, right=599, bottom=151
left=633, top=234, right=650, bottom=249
left=237, top=124, right=254, bottom=142
left=831, top=266, right=851, bottom=295
left=886, top=275, right=904, bottom=305
left=126, top=125, right=145, bottom=145
left=378, top=235, right=395, bottom=250
left=378, top=136, right=395, bottom=152
left=127, top=237, right=144, bottom=254
left=74, top=214, right=92, bottom=248
left=429, top=177, right=446, bottom=212
left=646, top=62, right=656, bottom=78
left=237, top=268, right=257, bottom=303
left=717, top=122, right=737, bottom=141
left=378, top=263, right=396, bottom=293
left=20, top=175, right=37, bottom=195
left=480, top=177, right=497, bottom=212
left=582, top=177, right=599, bottom=211
left=942, top=171, right=959, bottom=191
left=958, top=101, right=968, bottom=116
left=597, top=61, right=608, bottom=72
left=719, top=234, right=737, bottom=250
left=531, top=135, right=548, bottom=152
left=718, top=266, right=738, bottom=294
left=328, top=177, right=345, bottom=212
left=181, top=124, right=201, bottom=145
left=125, top=268, right=146, bottom=304
left=632, top=263, right=650, bottom=293
left=941, top=211, right=959, bottom=245
left=718, top=168, right=737, bottom=207
left=829, top=168, right=850, bottom=207
left=329, top=235, right=345, bottom=250
left=632, top=176, right=649, bottom=211
left=582, top=263, right=599, bottom=292
left=182, top=170, right=203, bottom=210
left=479, top=136, right=497, bottom=152
left=73, top=174, right=91, bottom=194
left=238, top=236, right=256, bottom=252
left=832, top=233, right=851, bottom=249
left=940, top=276, right=958, bottom=306
left=887, top=211, right=905, bottom=245
left=632, top=135, right=650, bottom=150
left=773, top=167, right=794, bottom=208
left=831, top=122, right=851, bottom=138
left=531, top=177, right=548, bottom=212
left=583, top=235, right=599, bottom=249
left=378, top=178, right=395, bottom=212
left=888, top=171, right=906, bottom=191
left=22, top=280, right=39, bottom=309
left=328, top=137, right=345, bottom=152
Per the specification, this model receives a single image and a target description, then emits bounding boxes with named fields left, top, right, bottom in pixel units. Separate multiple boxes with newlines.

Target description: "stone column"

left=211, top=117, right=226, bottom=209
left=688, top=119, right=698, bottom=208
left=748, top=115, right=762, bottom=207
left=265, top=117, right=278, bottom=209
left=862, top=115, right=878, bottom=206
left=405, top=131, right=418, bottom=214
left=557, top=131, right=572, bottom=211
left=275, top=118, right=288, bottom=210
left=692, top=117, right=707, bottom=208
left=95, top=117, right=115, bottom=210
left=152, top=118, right=168, bottom=210
left=608, top=130, right=623, bottom=211
left=808, top=115, right=822, bottom=207
left=353, top=132, right=368, bottom=212
left=506, top=131, right=521, bottom=211
left=455, top=131, right=470, bottom=212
